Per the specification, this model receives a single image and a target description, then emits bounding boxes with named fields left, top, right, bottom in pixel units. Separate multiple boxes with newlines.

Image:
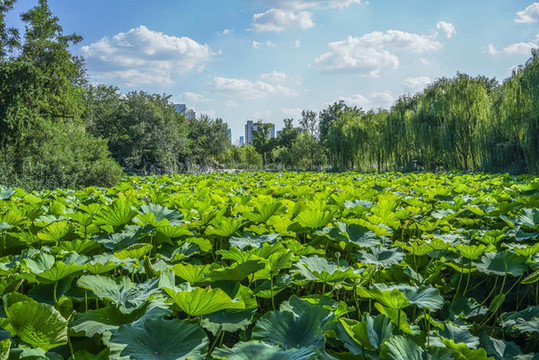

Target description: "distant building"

left=239, top=136, right=244, bottom=146
left=173, top=104, right=186, bottom=115
left=245, top=120, right=275, bottom=145
left=186, top=109, right=196, bottom=120
left=227, top=128, right=232, bottom=144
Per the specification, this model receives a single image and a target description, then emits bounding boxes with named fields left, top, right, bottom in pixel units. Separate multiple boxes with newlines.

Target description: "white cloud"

left=334, top=91, right=394, bottom=110
left=369, top=91, right=395, bottom=109
left=417, top=57, right=430, bottom=65
left=252, top=9, right=315, bottom=32
left=314, top=29, right=442, bottom=76
left=402, top=76, right=432, bottom=94
left=222, top=28, right=233, bottom=35
left=282, top=108, right=303, bottom=118
left=252, top=40, right=278, bottom=48
left=436, top=21, right=456, bottom=38
left=253, top=0, right=362, bottom=10
left=515, top=2, right=539, bottom=23
left=292, top=39, right=301, bottom=48
left=81, top=25, right=215, bottom=86
left=485, top=36, right=539, bottom=55
left=261, top=70, right=287, bottom=82
left=181, top=92, right=209, bottom=102
left=210, top=76, right=298, bottom=99
left=199, top=110, right=218, bottom=118
left=253, top=111, right=272, bottom=119
left=225, top=100, right=239, bottom=107
left=252, top=40, right=261, bottom=49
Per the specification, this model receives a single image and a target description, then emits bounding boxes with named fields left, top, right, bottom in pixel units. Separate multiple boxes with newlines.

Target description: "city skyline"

left=4, top=1, right=538, bottom=140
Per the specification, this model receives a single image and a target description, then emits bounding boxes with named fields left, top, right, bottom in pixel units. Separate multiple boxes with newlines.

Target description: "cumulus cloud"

left=334, top=91, right=394, bottom=110
left=225, top=100, right=239, bottom=107
left=282, top=108, right=303, bottom=118
left=260, top=70, right=287, bottom=82
left=253, top=0, right=362, bottom=10
left=252, top=9, right=315, bottom=32
left=485, top=36, right=539, bottom=55
left=181, top=92, right=209, bottom=103
left=314, top=29, right=442, bottom=76
left=81, top=25, right=215, bottom=86
left=253, top=111, right=272, bottom=119
left=515, top=2, right=539, bottom=23
left=436, top=21, right=456, bottom=38
left=210, top=76, right=298, bottom=99
left=218, top=28, right=234, bottom=36
left=402, top=76, right=432, bottom=94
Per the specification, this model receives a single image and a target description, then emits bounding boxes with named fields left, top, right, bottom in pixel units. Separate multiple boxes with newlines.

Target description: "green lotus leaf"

left=22, top=253, right=56, bottom=274
left=479, top=333, right=523, bottom=360
left=97, top=225, right=151, bottom=251
left=296, top=209, right=333, bottom=229
left=36, top=221, right=71, bottom=243
left=379, top=336, right=427, bottom=360
left=213, top=341, right=319, bottom=360
left=442, top=339, right=490, bottom=360
left=6, top=346, right=64, bottom=360
left=519, top=208, right=539, bottom=230
left=94, top=197, right=137, bottom=227
left=168, top=287, right=245, bottom=317
left=172, top=263, right=212, bottom=283
left=320, top=222, right=381, bottom=248
left=457, top=244, right=495, bottom=260
left=114, top=243, right=153, bottom=260
left=476, top=252, right=527, bottom=277
left=449, top=297, right=489, bottom=320
left=2, top=294, right=68, bottom=351
left=374, top=303, right=413, bottom=334
left=252, top=303, right=334, bottom=350
left=356, top=246, right=405, bottom=267
left=0, top=210, right=28, bottom=226
left=156, top=224, right=192, bottom=238
left=77, top=275, right=160, bottom=314
left=33, top=261, right=85, bottom=284
left=522, top=269, right=539, bottom=284
left=200, top=308, right=256, bottom=336
left=0, top=187, right=15, bottom=200
left=71, top=305, right=171, bottom=337
left=137, top=203, right=183, bottom=226
left=107, top=317, right=208, bottom=360
left=209, top=260, right=265, bottom=282
left=244, top=201, right=283, bottom=223
left=229, top=232, right=279, bottom=249
left=0, top=338, right=10, bottom=360
left=514, top=319, right=539, bottom=334
left=206, top=217, right=243, bottom=238
left=296, top=256, right=355, bottom=283
left=501, top=306, right=539, bottom=330
left=365, top=286, right=411, bottom=310
left=434, top=323, right=479, bottom=349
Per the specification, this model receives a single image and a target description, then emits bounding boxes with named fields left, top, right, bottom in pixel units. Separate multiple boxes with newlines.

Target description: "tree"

left=251, top=123, right=276, bottom=169
left=187, top=114, right=230, bottom=167
left=0, top=0, right=122, bottom=189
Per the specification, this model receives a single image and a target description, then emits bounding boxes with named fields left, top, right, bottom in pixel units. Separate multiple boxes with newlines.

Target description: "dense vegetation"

left=0, top=172, right=537, bottom=359
left=234, top=54, right=538, bottom=174
left=1, top=0, right=538, bottom=191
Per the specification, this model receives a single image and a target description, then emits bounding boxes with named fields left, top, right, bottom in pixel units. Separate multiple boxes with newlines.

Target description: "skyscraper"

left=245, top=120, right=275, bottom=145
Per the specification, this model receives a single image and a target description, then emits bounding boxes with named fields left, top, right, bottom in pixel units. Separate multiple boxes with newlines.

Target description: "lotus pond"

left=0, top=172, right=538, bottom=359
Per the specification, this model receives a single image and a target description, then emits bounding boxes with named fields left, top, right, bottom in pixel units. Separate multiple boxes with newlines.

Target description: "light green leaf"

left=108, top=317, right=207, bottom=360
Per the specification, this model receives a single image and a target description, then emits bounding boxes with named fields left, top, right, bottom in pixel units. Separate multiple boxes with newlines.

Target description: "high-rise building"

left=173, top=104, right=186, bottom=115
left=227, top=128, right=232, bottom=144
left=245, top=120, right=275, bottom=145
left=186, top=109, right=196, bottom=120
left=239, top=136, right=244, bottom=146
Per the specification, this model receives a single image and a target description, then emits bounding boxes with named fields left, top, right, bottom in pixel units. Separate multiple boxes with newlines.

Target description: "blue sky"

left=5, top=0, right=539, bottom=142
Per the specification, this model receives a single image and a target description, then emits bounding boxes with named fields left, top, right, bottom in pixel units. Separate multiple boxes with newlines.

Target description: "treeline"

left=1, top=1, right=537, bottom=191
left=0, top=0, right=231, bottom=190
left=228, top=50, right=538, bottom=174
